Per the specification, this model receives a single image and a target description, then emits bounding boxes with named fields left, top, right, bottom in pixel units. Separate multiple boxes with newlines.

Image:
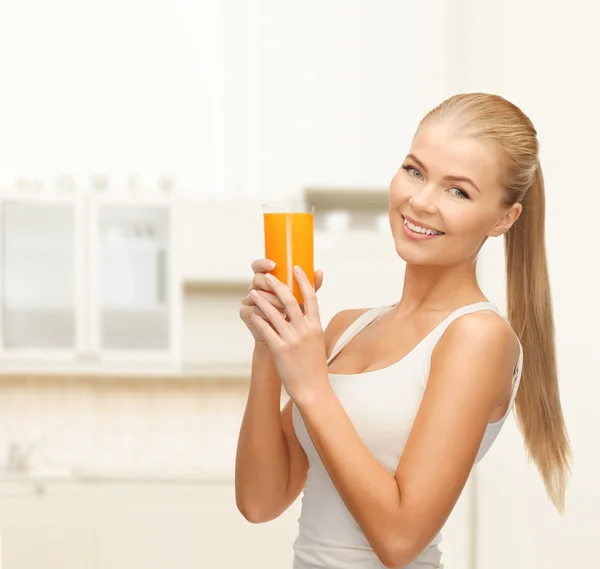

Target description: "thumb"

left=314, top=269, right=324, bottom=292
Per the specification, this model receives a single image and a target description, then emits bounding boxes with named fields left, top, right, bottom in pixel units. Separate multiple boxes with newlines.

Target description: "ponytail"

left=505, top=164, right=572, bottom=513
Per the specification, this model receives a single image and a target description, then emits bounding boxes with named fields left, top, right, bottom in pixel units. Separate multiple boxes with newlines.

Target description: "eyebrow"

left=406, top=153, right=482, bottom=194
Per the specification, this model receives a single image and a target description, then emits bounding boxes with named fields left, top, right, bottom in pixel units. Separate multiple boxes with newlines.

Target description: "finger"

left=250, top=312, right=282, bottom=350
left=251, top=273, right=274, bottom=293
left=242, top=289, right=285, bottom=310
left=241, top=301, right=285, bottom=330
left=264, top=273, right=304, bottom=324
left=250, top=289, right=292, bottom=338
left=293, top=266, right=320, bottom=323
left=241, top=295, right=284, bottom=316
left=251, top=259, right=277, bottom=274
left=314, top=269, right=324, bottom=292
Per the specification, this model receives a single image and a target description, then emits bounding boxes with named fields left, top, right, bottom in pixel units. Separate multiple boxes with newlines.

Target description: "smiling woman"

left=236, top=92, right=571, bottom=569
left=387, top=116, right=522, bottom=271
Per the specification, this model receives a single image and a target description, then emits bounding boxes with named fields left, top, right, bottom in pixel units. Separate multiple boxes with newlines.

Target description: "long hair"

left=421, top=93, right=571, bottom=513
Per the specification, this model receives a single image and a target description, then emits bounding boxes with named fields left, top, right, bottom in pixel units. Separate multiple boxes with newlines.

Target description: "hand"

left=249, top=265, right=330, bottom=404
left=240, top=259, right=324, bottom=345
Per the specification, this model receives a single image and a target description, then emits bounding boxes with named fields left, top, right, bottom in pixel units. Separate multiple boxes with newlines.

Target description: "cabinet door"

left=0, top=483, right=107, bottom=569
left=88, top=195, right=181, bottom=365
left=0, top=481, right=301, bottom=569
left=96, top=482, right=301, bottom=569
left=0, top=194, right=84, bottom=361
left=183, top=197, right=264, bottom=284
left=314, top=213, right=406, bottom=324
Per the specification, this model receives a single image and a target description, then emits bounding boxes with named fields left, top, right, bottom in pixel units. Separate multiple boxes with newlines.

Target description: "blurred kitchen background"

left=0, top=1, right=598, bottom=568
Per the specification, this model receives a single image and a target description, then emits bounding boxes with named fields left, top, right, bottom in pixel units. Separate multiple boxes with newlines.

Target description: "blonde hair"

left=421, top=93, right=572, bottom=513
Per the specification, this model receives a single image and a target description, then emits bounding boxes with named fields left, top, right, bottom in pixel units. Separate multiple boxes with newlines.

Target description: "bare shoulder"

left=323, top=307, right=372, bottom=359
left=459, top=310, right=519, bottom=351
left=433, top=309, right=521, bottom=379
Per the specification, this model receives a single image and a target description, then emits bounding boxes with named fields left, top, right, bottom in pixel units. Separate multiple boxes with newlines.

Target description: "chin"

left=392, top=233, right=444, bottom=266
left=393, top=235, right=426, bottom=264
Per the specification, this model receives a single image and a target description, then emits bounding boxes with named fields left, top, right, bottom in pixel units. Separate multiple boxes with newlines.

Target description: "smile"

left=402, top=216, right=445, bottom=236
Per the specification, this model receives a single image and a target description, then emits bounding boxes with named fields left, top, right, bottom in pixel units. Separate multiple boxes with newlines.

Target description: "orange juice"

left=263, top=209, right=314, bottom=305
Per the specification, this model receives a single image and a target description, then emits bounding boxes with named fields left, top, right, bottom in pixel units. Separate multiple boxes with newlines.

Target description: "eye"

left=401, top=165, right=471, bottom=199
left=401, top=165, right=422, bottom=179
left=449, top=187, right=470, bottom=200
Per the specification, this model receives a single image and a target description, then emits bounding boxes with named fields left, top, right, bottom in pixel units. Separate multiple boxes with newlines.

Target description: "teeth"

left=404, top=217, right=443, bottom=235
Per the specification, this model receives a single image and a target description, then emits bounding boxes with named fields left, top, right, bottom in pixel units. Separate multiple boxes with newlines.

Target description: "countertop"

left=0, top=468, right=234, bottom=485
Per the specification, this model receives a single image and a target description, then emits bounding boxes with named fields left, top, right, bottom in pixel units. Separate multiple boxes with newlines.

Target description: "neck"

left=393, top=260, right=484, bottom=317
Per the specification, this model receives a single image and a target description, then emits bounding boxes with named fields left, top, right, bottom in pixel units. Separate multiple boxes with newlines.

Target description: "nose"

left=408, top=183, right=439, bottom=215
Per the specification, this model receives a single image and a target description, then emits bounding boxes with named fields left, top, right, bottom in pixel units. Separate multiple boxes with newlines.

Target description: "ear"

left=487, top=203, right=522, bottom=237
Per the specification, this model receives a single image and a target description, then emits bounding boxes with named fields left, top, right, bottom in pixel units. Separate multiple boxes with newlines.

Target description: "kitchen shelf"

left=183, top=279, right=249, bottom=295
left=0, top=361, right=251, bottom=382
left=0, top=470, right=236, bottom=485
left=74, top=471, right=236, bottom=484
left=303, top=186, right=389, bottom=212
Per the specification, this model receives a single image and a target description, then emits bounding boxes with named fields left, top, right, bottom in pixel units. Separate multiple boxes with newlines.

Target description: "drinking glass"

left=262, top=201, right=315, bottom=305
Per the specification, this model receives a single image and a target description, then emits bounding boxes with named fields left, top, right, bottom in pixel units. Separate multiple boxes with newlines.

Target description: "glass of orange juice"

left=263, top=201, right=315, bottom=305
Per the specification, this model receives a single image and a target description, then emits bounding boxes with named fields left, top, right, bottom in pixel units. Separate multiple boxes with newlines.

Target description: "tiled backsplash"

left=0, top=376, right=270, bottom=478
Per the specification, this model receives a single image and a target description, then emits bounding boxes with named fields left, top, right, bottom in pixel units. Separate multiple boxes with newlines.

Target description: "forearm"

left=296, top=385, right=406, bottom=565
left=235, top=344, right=290, bottom=520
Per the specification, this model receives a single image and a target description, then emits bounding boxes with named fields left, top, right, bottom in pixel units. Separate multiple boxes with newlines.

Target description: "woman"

left=235, top=93, right=571, bottom=569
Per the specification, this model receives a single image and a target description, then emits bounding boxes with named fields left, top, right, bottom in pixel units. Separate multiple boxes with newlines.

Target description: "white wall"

left=461, top=1, right=600, bottom=567
left=0, top=0, right=233, bottom=193
left=232, top=0, right=461, bottom=198
left=0, top=0, right=460, bottom=198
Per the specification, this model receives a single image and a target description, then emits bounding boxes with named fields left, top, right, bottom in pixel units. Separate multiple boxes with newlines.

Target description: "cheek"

left=443, top=212, right=493, bottom=241
left=389, top=171, right=410, bottom=206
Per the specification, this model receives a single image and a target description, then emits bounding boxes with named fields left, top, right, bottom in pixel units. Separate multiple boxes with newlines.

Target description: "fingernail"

left=267, top=261, right=276, bottom=269
left=294, top=265, right=303, bottom=275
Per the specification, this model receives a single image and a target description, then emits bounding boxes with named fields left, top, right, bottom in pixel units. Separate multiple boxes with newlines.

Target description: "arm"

left=235, top=343, right=304, bottom=523
left=295, top=312, right=519, bottom=568
left=235, top=308, right=368, bottom=523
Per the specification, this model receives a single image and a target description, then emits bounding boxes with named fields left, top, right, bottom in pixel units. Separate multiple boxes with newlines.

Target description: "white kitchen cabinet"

left=87, top=194, right=181, bottom=365
left=0, top=192, right=181, bottom=375
left=0, top=479, right=301, bottom=569
left=0, top=194, right=85, bottom=359
left=182, top=196, right=264, bottom=284
left=314, top=227, right=406, bottom=324
left=0, top=481, right=107, bottom=569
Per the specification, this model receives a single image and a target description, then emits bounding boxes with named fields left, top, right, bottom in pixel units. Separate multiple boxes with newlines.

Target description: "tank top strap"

left=419, top=301, right=502, bottom=350
left=505, top=334, right=524, bottom=410
left=327, top=305, right=390, bottom=365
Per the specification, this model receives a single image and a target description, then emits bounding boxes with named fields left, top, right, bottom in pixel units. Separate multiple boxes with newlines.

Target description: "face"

left=389, top=119, right=521, bottom=266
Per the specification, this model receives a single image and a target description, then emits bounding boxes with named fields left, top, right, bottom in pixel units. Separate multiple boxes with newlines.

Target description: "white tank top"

left=291, top=301, right=524, bottom=569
